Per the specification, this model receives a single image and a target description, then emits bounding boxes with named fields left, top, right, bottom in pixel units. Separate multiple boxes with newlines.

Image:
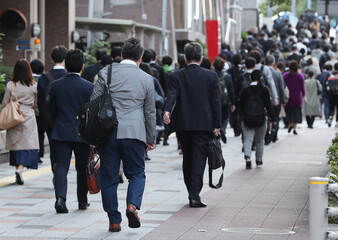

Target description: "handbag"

left=86, top=146, right=100, bottom=194
left=208, top=134, right=226, bottom=189
left=0, top=82, right=24, bottom=130
left=77, top=65, right=118, bottom=146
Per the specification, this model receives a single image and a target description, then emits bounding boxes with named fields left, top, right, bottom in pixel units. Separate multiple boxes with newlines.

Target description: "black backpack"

left=326, top=73, right=338, bottom=95
left=243, top=87, right=266, bottom=128
left=40, top=72, right=54, bottom=130
left=77, top=65, right=118, bottom=146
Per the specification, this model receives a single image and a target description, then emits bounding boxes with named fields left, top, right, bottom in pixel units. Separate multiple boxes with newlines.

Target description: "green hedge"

left=0, top=65, right=13, bottom=103
left=328, top=133, right=338, bottom=224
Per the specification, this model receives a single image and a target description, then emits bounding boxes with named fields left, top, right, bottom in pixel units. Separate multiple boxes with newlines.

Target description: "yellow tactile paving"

left=0, top=160, right=75, bottom=187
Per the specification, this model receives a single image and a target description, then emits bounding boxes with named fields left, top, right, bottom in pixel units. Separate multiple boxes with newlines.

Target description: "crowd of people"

left=0, top=11, right=337, bottom=233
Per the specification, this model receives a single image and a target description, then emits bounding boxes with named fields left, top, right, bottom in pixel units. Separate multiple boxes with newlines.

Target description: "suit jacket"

left=48, top=73, right=94, bottom=142
left=91, top=62, right=156, bottom=144
left=164, top=64, right=221, bottom=132
left=81, top=62, right=102, bottom=83
left=287, top=53, right=302, bottom=64
left=37, top=68, right=67, bottom=117
left=268, top=67, right=286, bottom=104
left=150, top=62, right=167, bottom=94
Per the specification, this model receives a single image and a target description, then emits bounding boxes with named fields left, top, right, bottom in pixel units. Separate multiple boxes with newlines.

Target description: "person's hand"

left=274, top=98, right=279, bottom=106
left=163, top=111, right=170, bottom=124
left=303, top=96, right=308, bottom=103
left=272, top=121, right=278, bottom=125
left=231, top=105, right=236, bottom=112
left=19, top=110, right=25, bottom=117
left=213, top=128, right=220, bottom=136
left=146, top=143, right=156, bottom=152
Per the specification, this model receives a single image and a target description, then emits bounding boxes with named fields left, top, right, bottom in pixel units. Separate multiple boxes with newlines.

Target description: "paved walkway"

left=0, top=119, right=335, bottom=239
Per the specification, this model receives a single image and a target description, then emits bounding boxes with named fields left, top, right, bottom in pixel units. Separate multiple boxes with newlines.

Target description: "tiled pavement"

left=0, top=119, right=335, bottom=240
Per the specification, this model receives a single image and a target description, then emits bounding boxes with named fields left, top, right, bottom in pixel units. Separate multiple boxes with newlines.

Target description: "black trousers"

left=35, top=116, right=45, bottom=158
left=230, top=106, right=242, bottom=136
left=53, top=140, right=90, bottom=204
left=306, top=116, right=315, bottom=127
left=176, top=131, right=211, bottom=201
left=329, top=94, right=338, bottom=120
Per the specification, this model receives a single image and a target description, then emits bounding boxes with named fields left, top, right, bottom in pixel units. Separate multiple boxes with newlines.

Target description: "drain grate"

left=221, top=228, right=295, bottom=235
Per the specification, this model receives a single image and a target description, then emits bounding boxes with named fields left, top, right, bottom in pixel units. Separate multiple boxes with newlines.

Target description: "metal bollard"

left=309, top=177, right=329, bottom=240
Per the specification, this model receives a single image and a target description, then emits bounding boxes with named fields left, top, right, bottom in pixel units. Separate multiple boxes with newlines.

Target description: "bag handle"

left=0, top=125, right=25, bottom=147
left=10, top=82, right=19, bottom=103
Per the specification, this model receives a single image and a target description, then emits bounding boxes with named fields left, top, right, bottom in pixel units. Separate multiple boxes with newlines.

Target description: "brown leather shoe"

left=109, top=223, right=121, bottom=232
left=126, top=204, right=140, bottom=228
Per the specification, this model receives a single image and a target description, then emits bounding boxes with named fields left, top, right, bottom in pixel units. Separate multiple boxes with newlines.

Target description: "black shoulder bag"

left=208, top=134, right=226, bottom=189
left=77, top=65, right=118, bottom=146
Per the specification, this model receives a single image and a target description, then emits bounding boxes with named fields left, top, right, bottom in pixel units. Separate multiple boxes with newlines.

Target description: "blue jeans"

left=99, top=129, right=146, bottom=224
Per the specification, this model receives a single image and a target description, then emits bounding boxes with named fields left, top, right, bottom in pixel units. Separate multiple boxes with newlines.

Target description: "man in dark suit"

left=287, top=46, right=302, bottom=64
left=37, top=45, right=67, bottom=172
left=48, top=49, right=94, bottom=213
left=81, top=48, right=107, bottom=82
left=163, top=42, right=221, bottom=208
left=149, top=49, right=167, bottom=95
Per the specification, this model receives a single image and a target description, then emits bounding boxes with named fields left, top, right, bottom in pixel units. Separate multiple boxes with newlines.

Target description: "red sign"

left=205, top=20, right=219, bottom=63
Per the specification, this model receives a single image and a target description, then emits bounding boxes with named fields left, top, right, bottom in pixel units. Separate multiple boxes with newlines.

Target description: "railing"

left=309, top=177, right=338, bottom=240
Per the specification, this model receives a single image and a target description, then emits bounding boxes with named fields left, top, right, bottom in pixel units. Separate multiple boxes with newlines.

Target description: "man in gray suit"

left=266, top=55, right=286, bottom=142
left=91, top=38, right=156, bottom=232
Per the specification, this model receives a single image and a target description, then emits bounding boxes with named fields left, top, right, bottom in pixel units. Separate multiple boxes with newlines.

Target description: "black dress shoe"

left=189, top=199, right=207, bottom=208
left=55, top=197, right=68, bottom=213
left=15, top=172, right=24, bottom=185
left=79, top=202, right=90, bottom=210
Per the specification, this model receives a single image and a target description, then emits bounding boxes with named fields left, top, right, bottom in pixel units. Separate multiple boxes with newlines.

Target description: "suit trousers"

left=45, top=127, right=56, bottom=173
left=99, top=129, right=146, bottom=224
left=53, top=140, right=90, bottom=204
left=176, top=131, right=211, bottom=201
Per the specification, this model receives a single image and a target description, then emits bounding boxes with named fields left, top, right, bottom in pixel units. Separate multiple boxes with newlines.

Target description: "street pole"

left=307, top=0, right=311, bottom=9
left=169, top=0, right=177, bottom=65
left=291, top=0, right=296, bottom=17
left=161, top=0, right=168, bottom=56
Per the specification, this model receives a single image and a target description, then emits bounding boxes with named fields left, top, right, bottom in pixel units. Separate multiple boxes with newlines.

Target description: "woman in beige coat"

left=0, top=59, right=39, bottom=185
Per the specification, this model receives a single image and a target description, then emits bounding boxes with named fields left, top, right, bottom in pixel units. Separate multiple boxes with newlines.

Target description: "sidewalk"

left=0, top=119, right=335, bottom=239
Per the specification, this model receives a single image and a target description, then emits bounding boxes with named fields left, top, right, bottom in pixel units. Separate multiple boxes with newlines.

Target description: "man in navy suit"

left=49, top=49, right=94, bottom=213
left=37, top=45, right=67, bottom=171
left=81, top=48, right=107, bottom=83
left=163, top=42, right=221, bottom=208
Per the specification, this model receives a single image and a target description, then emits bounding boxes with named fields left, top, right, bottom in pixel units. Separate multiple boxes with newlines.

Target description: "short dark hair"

left=162, top=56, right=173, bottom=66
left=177, top=54, right=187, bottom=69
left=251, top=69, right=261, bottom=81
left=111, top=46, right=122, bottom=58
left=30, top=59, right=44, bottom=74
left=307, top=71, right=314, bottom=78
left=184, top=42, right=203, bottom=62
left=324, top=64, right=333, bottom=71
left=231, top=54, right=242, bottom=66
left=334, top=62, right=338, bottom=71
left=95, top=48, right=107, bottom=61
left=121, top=38, right=144, bottom=62
left=101, top=55, right=113, bottom=67
left=245, top=57, right=256, bottom=69
left=12, top=58, right=34, bottom=86
left=149, top=49, right=157, bottom=60
left=276, top=61, right=285, bottom=72
left=142, top=50, right=153, bottom=63
left=51, top=45, right=67, bottom=64
left=65, top=49, right=85, bottom=73
left=249, top=50, right=262, bottom=64
left=213, top=56, right=225, bottom=71
left=200, top=58, right=211, bottom=69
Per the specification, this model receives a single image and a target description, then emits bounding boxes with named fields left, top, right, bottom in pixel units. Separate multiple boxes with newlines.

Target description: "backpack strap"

left=42, top=72, right=54, bottom=99
left=106, top=65, right=112, bottom=94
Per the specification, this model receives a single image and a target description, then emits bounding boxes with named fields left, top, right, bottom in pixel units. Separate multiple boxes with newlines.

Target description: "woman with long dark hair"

left=0, top=58, right=39, bottom=185
left=283, top=60, right=307, bottom=135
